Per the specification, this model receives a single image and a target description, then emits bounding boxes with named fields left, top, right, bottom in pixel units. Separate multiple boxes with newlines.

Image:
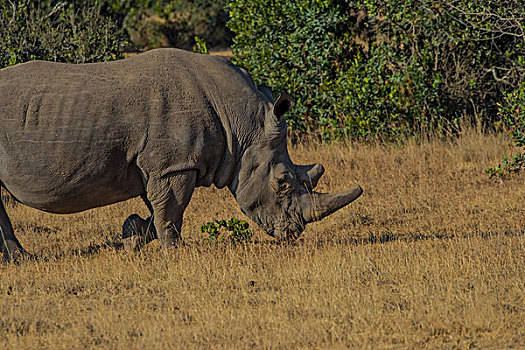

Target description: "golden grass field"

left=1, top=130, right=523, bottom=349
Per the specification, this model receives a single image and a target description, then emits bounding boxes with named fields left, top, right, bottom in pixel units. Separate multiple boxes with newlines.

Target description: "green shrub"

left=228, top=0, right=525, bottom=140
left=0, top=0, right=125, bottom=68
left=200, top=218, right=253, bottom=244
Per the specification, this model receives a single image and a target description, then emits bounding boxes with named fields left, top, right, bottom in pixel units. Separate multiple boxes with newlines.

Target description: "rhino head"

left=228, top=89, right=363, bottom=240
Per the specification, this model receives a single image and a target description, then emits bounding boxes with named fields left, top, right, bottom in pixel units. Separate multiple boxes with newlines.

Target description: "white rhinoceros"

left=0, top=48, right=362, bottom=261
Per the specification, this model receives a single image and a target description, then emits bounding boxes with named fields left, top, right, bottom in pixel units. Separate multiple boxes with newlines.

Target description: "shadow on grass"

left=305, top=229, right=524, bottom=247
left=19, top=239, right=125, bottom=264
left=178, top=229, right=524, bottom=251
left=70, top=240, right=124, bottom=256
left=8, top=229, right=523, bottom=265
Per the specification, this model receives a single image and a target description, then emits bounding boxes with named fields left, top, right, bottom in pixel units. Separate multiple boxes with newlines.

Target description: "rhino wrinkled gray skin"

left=0, top=48, right=362, bottom=261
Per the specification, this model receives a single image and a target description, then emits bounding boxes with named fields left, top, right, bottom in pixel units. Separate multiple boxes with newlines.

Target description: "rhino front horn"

left=302, top=185, right=363, bottom=223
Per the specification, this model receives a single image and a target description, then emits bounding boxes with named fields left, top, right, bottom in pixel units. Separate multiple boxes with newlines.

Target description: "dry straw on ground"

left=1, top=130, right=523, bottom=349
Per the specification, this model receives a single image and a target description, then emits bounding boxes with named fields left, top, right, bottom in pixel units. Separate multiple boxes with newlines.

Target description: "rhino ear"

left=273, top=93, right=293, bottom=119
left=258, top=85, right=274, bottom=102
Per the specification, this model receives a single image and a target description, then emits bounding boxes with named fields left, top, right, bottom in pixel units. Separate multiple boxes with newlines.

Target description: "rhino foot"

left=122, top=214, right=157, bottom=251
left=1, top=240, right=32, bottom=264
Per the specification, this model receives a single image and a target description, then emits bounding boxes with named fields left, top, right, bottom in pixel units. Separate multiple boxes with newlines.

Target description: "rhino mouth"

left=250, top=214, right=304, bottom=241
left=264, top=228, right=302, bottom=241
left=283, top=230, right=301, bottom=241
left=264, top=216, right=305, bottom=241
left=265, top=229, right=276, bottom=238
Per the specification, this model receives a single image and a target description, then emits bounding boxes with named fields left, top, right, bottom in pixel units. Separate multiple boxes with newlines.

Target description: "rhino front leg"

left=146, top=170, right=197, bottom=247
left=0, top=198, right=26, bottom=262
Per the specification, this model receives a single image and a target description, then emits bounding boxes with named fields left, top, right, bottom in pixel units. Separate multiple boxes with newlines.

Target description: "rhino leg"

left=122, top=214, right=157, bottom=251
left=146, top=170, right=196, bottom=247
left=0, top=197, right=26, bottom=262
left=121, top=194, right=157, bottom=251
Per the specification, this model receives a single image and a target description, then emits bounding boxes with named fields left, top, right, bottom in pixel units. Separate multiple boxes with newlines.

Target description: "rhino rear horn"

left=295, top=163, right=325, bottom=190
left=302, top=185, right=363, bottom=223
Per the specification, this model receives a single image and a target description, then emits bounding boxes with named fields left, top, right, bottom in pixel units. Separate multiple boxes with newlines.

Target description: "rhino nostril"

left=266, top=229, right=275, bottom=237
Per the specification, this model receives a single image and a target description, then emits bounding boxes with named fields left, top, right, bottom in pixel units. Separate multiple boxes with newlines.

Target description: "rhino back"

left=0, top=49, right=248, bottom=213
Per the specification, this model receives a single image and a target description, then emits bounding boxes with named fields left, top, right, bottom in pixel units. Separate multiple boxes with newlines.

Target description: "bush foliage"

left=0, top=0, right=231, bottom=69
left=0, top=0, right=125, bottom=67
left=92, top=0, right=231, bottom=51
left=486, top=83, right=525, bottom=177
left=228, top=0, right=525, bottom=140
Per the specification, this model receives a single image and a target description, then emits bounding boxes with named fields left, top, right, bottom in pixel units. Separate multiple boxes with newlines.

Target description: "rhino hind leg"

left=122, top=214, right=157, bottom=251
left=121, top=195, right=156, bottom=251
left=0, top=194, right=26, bottom=262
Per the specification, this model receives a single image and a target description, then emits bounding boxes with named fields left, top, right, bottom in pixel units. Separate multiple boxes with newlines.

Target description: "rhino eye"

left=247, top=202, right=258, bottom=212
left=276, top=171, right=294, bottom=185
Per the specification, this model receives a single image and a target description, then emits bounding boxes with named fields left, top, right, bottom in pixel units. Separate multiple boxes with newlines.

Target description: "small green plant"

left=486, top=154, right=525, bottom=178
left=200, top=217, right=253, bottom=244
left=192, top=36, right=209, bottom=55
left=486, top=83, right=525, bottom=178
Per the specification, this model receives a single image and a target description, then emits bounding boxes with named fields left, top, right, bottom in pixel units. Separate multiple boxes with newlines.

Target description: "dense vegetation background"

left=0, top=0, right=523, bottom=173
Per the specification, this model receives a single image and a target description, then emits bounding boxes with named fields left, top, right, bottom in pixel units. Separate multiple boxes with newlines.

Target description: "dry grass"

left=1, top=130, right=523, bottom=349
